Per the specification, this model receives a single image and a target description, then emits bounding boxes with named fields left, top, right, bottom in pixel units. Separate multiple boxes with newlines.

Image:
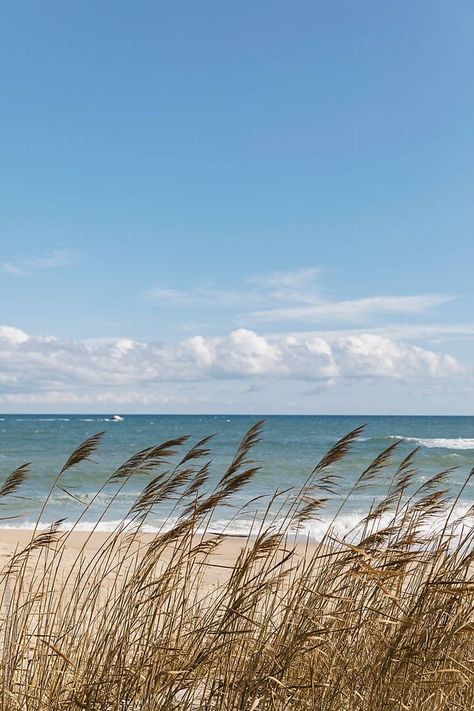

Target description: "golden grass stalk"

left=0, top=424, right=472, bottom=710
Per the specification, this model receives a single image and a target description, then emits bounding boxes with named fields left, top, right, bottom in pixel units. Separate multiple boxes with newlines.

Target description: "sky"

left=1, top=1, right=473, bottom=414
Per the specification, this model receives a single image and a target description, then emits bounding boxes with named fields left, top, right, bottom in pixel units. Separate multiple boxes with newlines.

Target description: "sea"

left=0, top=414, right=473, bottom=539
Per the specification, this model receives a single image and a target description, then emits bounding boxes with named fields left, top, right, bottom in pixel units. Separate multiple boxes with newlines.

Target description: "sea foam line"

left=392, top=436, right=474, bottom=450
left=2, top=504, right=473, bottom=542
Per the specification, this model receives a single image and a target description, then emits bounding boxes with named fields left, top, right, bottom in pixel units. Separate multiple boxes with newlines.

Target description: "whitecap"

left=395, top=436, right=474, bottom=450
left=2, top=504, right=473, bottom=545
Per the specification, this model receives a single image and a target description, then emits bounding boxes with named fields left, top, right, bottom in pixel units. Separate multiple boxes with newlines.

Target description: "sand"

left=0, top=528, right=317, bottom=598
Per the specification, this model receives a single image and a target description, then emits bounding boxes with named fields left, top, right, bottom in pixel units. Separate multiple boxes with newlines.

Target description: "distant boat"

left=110, top=415, right=125, bottom=422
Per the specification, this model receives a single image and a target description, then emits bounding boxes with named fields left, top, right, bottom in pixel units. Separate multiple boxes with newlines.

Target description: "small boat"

left=110, top=415, right=125, bottom=422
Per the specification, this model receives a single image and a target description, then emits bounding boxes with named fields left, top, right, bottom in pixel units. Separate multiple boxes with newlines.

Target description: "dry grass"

left=0, top=422, right=473, bottom=709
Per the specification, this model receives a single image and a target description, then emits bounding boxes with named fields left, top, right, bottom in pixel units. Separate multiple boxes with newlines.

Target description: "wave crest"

left=393, top=436, right=474, bottom=450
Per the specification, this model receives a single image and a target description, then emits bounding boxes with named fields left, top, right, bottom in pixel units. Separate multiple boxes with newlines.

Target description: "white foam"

left=0, top=519, right=165, bottom=534
left=15, top=417, right=70, bottom=422
left=2, top=504, right=473, bottom=543
left=397, top=436, right=474, bottom=450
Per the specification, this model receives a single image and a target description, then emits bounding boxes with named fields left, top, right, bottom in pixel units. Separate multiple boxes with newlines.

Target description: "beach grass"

left=0, top=422, right=473, bottom=709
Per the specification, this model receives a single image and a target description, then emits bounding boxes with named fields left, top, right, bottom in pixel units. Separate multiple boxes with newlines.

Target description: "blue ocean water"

left=0, top=415, right=473, bottom=537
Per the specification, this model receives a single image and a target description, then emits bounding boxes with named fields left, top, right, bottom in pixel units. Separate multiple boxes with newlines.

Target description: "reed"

left=0, top=422, right=473, bottom=710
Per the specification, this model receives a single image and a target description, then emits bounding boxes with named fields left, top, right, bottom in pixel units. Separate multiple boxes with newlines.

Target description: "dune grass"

left=0, top=422, right=473, bottom=709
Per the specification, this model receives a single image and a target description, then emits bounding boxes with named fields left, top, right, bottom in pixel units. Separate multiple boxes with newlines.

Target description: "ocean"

left=1, top=414, right=473, bottom=538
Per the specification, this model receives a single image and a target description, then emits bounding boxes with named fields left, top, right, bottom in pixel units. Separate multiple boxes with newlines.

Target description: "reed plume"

left=0, top=423, right=472, bottom=709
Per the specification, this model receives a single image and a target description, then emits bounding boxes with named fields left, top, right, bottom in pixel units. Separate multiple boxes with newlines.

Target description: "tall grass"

left=0, top=422, right=473, bottom=709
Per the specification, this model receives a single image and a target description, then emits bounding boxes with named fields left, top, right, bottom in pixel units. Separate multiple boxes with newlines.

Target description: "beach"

left=0, top=526, right=321, bottom=605
left=0, top=420, right=472, bottom=708
left=0, top=529, right=269, bottom=595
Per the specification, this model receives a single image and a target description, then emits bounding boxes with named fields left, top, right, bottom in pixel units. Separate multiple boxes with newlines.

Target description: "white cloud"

left=0, top=390, right=184, bottom=405
left=143, top=287, right=190, bottom=303
left=0, top=325, right=465, bottom=405
left=143, top=269, right=323, bottom=308
left=2, top=249, right=76, bottom=277
left=143, top=268, right=453, bottom=326
left=247, top=267, right=323, bottom=303
left=0, top=326, right=30, bottom=345
left=142, top=267, right=324, bottom=310
left=143, top=285, right=264, bottom=309
left=248, top=267, right=322, bottom=289
left=2, top=262, right=31, bottom=277
left=249, top=294, right=454, bottom=323
left=329, top=333, right=461, bottom=379
left=25, top=249, right=75, bottom=269
left=281, top=323, right=474, bottom=347
left=363, top=323, right=474, bottom=343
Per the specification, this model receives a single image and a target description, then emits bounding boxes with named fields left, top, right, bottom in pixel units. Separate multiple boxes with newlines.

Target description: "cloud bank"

left=0, top=325, right=464, bottom=405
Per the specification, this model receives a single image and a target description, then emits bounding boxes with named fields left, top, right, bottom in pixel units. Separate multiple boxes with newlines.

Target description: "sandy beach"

left=0, top=475, right=472, bottom=709
left=0, top=527, right=317, bottom=597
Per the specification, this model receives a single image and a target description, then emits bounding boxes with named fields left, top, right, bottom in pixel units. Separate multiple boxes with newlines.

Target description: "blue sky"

left=1, top=1, right=473, bottom=413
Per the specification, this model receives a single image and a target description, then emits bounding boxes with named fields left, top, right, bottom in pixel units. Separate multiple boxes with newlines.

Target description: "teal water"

left=0, top=415, right=473, bottom=537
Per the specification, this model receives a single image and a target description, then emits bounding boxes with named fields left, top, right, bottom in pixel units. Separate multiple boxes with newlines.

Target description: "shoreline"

left=0, top=528, right=319, bottom=588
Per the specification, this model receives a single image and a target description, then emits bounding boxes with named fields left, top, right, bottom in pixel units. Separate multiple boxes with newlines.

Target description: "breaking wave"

left=2, top=504, right=473, bottom=542
left=392, top=436, right=474, bottom=450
